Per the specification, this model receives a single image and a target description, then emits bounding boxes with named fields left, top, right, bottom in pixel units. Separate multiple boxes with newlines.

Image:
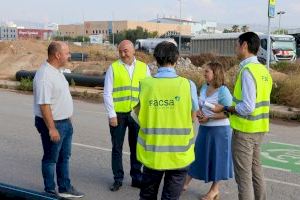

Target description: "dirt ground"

left=0, top=40, right=122, bottom=80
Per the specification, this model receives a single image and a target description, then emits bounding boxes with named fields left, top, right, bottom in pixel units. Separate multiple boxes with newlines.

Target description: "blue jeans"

left=35, top=116, right=73, bottom=192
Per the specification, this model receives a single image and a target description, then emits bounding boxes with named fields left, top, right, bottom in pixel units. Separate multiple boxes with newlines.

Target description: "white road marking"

left=262, top=165, right=290, bottom=172
left=270, top=141, right=300, bottom=148
left=72, top=142, right=130, bottom=155
left=265, top=178, right=300, bottom=188
left=72, top=142, right=300, bottom=188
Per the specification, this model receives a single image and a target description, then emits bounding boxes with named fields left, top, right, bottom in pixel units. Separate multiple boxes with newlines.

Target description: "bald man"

left=33, top=41, right=84, bottom=198
left=103, top=40, right=151, bottom=191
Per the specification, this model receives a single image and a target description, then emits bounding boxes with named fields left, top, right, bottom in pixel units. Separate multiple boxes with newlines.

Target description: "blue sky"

left=0, top=0, right=299, bottom=28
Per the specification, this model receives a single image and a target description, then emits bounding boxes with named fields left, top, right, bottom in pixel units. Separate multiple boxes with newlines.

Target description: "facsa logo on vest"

left=149, top=96, right=181, bottom=108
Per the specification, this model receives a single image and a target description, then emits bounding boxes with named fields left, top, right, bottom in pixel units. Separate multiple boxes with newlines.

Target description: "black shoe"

left=110, top=181, right=122, bottom=191
left=131, top=180, right=142, bottom=188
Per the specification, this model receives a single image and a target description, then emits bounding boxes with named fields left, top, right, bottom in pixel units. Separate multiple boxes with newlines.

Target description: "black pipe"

left=0, top=182, right=66, bottom=200
left=16, top=70, right=105, bottom=87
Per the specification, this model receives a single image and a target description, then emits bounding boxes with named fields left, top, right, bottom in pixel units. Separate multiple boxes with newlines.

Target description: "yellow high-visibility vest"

left=137, top=76, right=195, bottom=170
left=112, top=60, right=147, bottom=112
left=230, top=63, right=273, bottom=133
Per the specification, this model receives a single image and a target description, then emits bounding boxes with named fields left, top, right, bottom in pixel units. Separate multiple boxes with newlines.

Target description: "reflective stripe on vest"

left=141, top=128, right=191, bottom=135
left=230, top=63, right=272, bottom=133
left=137, top=136, right=194, bottom=152
left=112, top=60, right=147, bottom=112
left=137, top=76, right=195, bottom=170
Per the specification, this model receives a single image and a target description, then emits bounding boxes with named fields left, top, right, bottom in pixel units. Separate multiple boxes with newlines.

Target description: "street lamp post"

left=178, top=0, right=182, bottom=52
left=277, top=11, right=286, bottom=34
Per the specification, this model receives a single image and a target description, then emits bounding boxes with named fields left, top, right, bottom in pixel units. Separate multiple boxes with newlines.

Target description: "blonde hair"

left=205, top=62, right=225, bottom=88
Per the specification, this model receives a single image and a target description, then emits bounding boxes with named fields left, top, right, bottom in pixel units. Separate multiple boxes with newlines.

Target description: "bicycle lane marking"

left=261, top=141, right=300, bottom=173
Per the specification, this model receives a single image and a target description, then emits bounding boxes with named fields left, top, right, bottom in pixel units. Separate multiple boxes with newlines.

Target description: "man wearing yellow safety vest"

left=103, top=40, right=151, bottom=191
left=212, top=32, right=272, bottom=200
left=135, top=41, right=199, bottom=200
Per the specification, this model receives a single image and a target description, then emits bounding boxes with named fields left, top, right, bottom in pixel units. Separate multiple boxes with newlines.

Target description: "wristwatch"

left=224, top=106, right=230, bottom=113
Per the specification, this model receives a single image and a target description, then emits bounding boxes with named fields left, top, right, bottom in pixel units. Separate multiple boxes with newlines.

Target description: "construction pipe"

left=15, top=70, right=105, bottom=87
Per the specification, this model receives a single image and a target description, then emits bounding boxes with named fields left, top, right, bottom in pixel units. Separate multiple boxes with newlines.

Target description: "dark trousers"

left=35, top=116, right=72, bottom=193
left=109, top=112, right=142, bottom=183
left=139, top=166, right=188, bottom=200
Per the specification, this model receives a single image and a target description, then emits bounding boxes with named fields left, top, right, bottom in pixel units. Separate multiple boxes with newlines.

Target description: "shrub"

left=271, top=62, right=300, bottom=74
left=18, top=78, right=33, bottom=91
left=187, top=53, right=239, bottom=71
left=277, top=73, right=300, bottom=108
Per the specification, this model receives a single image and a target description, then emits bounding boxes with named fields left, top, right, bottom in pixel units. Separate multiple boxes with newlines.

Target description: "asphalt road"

left=0, top=89, right=299, bottom=200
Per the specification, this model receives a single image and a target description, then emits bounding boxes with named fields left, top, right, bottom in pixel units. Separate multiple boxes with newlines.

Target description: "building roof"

left=155, top=17, right=200, bottom=23
left=288, top=28, right=300, bottom=35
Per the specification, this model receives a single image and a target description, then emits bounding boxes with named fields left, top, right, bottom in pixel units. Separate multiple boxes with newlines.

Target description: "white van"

left=135, top=38, right=177, bottom=53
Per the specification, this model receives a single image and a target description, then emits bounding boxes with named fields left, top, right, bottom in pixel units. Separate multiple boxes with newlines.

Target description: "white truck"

left=190, top=33, right=297, bottom=63
left=135, top=38, right=177, bottom=53
left=257, top=34, right=297, bottom=63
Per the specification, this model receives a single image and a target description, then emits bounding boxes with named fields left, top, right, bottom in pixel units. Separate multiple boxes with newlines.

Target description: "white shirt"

left=103, top=58, right=151, bottom=118
left=33, top=62, right=73, bottom=120
left=199, top=87, right=230, bottom=127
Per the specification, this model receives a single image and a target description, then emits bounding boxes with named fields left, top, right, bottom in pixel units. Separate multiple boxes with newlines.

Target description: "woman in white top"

left=183, top=62, right=233, bottom=200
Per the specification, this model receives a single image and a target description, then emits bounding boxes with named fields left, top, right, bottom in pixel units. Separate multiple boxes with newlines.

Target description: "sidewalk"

left=0, top=80, right=299, bottom=121
left=0, top=80, right=103, bottom=102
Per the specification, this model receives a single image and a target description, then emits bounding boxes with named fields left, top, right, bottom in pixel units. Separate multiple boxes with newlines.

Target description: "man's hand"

left=211, top=104, right=224, bottom=113
left=109, top=117, right=118, bottom=127
left=49, top=128, right=60, bottom=143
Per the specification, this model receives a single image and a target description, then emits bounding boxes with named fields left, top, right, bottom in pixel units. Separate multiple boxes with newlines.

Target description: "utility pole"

left=81, top=10, right=85, bottom=62
left=277, top=11, right=286, bottom=34
left=112, top=12, right=115, bottom=46
left=178, top=0, right=182, bottom=53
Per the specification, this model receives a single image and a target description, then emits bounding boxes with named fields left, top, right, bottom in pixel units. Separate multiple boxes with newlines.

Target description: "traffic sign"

left=268, top=0, right=277, bottom=18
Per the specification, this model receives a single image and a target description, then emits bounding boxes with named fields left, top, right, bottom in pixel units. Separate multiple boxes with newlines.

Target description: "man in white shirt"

left=33, top=41, right=84, bottom=198
left=103, top=40, right=151, bottom=191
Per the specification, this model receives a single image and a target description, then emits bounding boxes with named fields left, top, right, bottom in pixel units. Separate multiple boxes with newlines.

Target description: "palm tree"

left=231, top=25, right=240, bottom=32
left=241, top=25, right=250, bottom=32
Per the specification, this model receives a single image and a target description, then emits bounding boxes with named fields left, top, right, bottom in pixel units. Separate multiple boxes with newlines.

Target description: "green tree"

left=109, top=26, right=158, bottom=44
left=273, top=29, right=288, bottom=35
left=53, top=35, right=90, bottom=42
left=223, top=28, right=232, bottom=33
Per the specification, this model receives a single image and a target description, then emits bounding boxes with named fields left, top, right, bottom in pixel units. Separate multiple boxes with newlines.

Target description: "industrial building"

left=17, top=28, right=54, bottom=40
left=58, top=20, right=191, bottom=40
left=0, top=26, right=18, bottom=40
left=150, top=17, right=217, bottom=35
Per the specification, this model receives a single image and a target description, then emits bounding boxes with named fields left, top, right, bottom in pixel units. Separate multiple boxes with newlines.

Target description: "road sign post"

left=267, top=0, right=276, bottom=69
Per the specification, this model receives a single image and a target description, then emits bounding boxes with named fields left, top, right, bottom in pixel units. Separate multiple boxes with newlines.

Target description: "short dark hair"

left=238, top=32, right=260, bottom=55
left=154, top=41, right=179, bottom=66
left=48, top=41, right=62, bottom=57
